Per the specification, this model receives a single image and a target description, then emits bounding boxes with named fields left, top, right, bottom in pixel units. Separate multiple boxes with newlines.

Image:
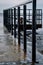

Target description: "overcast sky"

left=0, top=0, right=43, bottom=13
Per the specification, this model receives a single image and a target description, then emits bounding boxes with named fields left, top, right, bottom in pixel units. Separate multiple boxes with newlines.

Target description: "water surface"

left=0, top=14, right=43, bottom=65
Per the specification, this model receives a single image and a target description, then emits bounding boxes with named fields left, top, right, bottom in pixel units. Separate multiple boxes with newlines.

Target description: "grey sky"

left=0, top=0, right=43, bottom=13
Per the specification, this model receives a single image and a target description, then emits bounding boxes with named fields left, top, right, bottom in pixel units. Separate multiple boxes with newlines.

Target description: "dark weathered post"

left=32, top=0, right=36, bottom=63
left=5, top=10, right=8, bottom=29
left=41, top=9, right=42, bottom=27
left=23, top=5, right=26, bottom=55
left=11, top=9, right=13, bottom=35
left=8, top=9, right=10, bottom=32
left=4, top=10, right=6, bottom=27
left=6, top=10, right=8, bottom=30
left=14, top=8, right=16, bottom=38
left=3, top=10, right=5, bottom=26
left=18, top=7, right=20, bottom=47
left=9, top=9, right=11, bottom=32
left=9, top=9, right=10, bottom=32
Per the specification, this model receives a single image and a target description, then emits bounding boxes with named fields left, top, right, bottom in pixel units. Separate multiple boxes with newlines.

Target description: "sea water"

left=0, top=13, right=43, bottom=64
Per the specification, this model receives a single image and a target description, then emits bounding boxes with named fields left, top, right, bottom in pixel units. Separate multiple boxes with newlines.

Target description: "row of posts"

left=3, top=5, right=27, bottom=55
left=3, top=0, right=36, bottom=63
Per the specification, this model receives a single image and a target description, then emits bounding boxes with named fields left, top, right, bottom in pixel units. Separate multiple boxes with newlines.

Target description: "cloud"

left=37, top=0, right=43, bottom=9
left=0, top=0, right=31, bottom=13
left=0, top=0, right=31, bottom=5
left=0, top=0, right=14, bottom=4
left=0, top=0, right=43, bottom=13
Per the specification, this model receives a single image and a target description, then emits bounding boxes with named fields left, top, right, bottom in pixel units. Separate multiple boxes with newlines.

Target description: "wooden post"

left=18, top=7, right=20, bottom=47
left=23, top=5, right=26, bottom=55
left=41, top=9, right=42, bottom=27
left=32, top=0, right=36, bottom=63
left=11, top=9, right=13, bottom=35
left=5, top=10, right=8, bottom=29
left=8, top=9, right=10, bottom=32
left=3, top=10, right=5, bottom=26
left=14, top=8, right=16, bottom=38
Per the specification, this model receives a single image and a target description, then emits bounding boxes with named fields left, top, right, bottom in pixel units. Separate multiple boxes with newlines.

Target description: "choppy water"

left=0, top=14, right=43, bottom=65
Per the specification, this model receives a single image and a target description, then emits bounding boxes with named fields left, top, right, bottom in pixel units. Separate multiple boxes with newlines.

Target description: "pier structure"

left=3, top=0, right=42, bottom=63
